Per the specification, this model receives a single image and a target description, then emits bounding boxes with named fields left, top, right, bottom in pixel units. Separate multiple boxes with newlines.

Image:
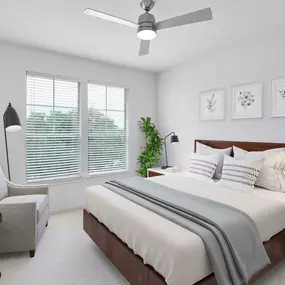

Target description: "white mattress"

left=85, top=174, right=285, bottom=285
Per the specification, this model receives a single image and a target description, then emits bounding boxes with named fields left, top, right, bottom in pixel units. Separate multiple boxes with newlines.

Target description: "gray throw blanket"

left=105, top=177, right=270, bottom=285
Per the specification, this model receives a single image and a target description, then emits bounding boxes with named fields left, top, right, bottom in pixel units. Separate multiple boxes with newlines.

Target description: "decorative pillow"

left=0, top=168, right=8, bottom=200
left=196, top=142, right=232, bottom=179
left=233, top=146, right=285, bottom=192
left=256, top=151, right=285, bottom=192
left=187, top=153, right=220, bottom=182
left=218, top=155, right=263, bottom=191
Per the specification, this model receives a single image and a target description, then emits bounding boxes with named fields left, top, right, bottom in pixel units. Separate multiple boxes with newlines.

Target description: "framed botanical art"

left=231, top=82, right=262, bottom=119
left=200, top=89, right=225, bottom=121
left=271, top=77, right=285, bottom=117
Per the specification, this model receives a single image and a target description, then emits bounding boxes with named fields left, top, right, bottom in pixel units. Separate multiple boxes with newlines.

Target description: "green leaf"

left=137, top=117, right=163, bottom=176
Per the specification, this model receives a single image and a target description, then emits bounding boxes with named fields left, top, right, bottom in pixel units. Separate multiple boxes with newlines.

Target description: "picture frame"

left=200, top=89, right=225, bottom=121
left=271, top=77, right=285, bottom=117
left=231, top=82, right=262, bottom=119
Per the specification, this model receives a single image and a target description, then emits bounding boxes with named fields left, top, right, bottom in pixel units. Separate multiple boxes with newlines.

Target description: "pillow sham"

left=233, top=146, right=284, bottom=159
left=233, top=146, right=285, bottom=192
left=187, top=152, right=219, bottom=182
left=196, top=142, right=232, bottom=179
left=218, top=155, right=263, bottom=191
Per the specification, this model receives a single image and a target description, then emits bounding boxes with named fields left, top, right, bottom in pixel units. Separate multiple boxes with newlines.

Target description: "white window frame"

left=87, top=80, right=129, bottom=177
left=26, top=71, right=82, bottom=183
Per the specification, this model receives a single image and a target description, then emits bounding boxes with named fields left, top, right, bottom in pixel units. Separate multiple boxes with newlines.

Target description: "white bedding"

left=85, top=173, right=285, bottom=285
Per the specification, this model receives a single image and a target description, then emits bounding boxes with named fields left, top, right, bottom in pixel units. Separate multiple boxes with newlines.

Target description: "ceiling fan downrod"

left=140, top=0, right=156, bottom=12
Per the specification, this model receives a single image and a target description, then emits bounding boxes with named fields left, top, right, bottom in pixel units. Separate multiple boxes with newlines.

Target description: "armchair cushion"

left=0, top=168, right=8, bottom=201
left=0, top=194, right=48, bottom=223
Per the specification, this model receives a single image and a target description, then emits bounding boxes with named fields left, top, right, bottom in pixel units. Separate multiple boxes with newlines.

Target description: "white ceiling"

left=0, top=0, right=285, bottom=72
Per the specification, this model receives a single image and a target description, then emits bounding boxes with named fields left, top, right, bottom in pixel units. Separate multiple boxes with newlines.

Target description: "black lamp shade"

left=171, top=135, right=179, bottom=144
left=3, top=103, right=22, bottom=133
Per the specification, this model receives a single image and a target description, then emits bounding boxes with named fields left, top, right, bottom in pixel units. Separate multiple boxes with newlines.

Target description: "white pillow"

left=233, top=146, right=284, bottom=159
left=218, top=155, right=263, bottom=191
left=187, top=152, right=220, bottom=182
left=233, top=146, right=285, bottom=192
left=233, top=146, right=248, bottom=159
left=196, top=142, right=232, bottom=179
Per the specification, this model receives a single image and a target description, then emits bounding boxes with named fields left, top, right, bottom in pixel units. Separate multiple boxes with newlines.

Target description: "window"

left=88, top=83, right=128, bottom=174
left=26, top=73, right=128, bottom=182
left=26, top=74, right=80, bottom=182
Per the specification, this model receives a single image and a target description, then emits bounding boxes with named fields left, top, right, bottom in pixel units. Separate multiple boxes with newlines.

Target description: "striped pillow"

left=196, top=142, right=232, bottom=179
left=219, top=155, right=263, bottom=190
left=233, top=146, right=285, bottom=192
left=187, top=153, right=219, bottom=181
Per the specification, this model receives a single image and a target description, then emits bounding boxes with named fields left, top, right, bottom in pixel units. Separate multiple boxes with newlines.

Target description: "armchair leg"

left=29, top=250, right=35, bottom=258
left=46, top=221, right=48, bottom=227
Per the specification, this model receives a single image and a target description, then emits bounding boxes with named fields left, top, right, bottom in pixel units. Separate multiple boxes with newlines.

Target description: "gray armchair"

left=0, top=179, right=49, bottom=257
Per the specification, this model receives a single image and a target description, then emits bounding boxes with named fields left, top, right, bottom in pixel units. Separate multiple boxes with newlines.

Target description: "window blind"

left=88, top=83, right=128, bottom=174
left=26, top=74, right=80, bottom=182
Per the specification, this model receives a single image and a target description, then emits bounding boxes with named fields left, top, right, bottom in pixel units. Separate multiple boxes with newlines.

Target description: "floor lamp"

left=3, top=103, right=22, bottom=181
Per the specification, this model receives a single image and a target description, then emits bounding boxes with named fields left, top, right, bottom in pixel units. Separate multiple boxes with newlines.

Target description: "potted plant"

left=137, top=117, right=163, bottom=177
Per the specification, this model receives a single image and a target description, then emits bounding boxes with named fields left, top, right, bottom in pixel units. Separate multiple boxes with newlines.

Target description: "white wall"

left=157, top=33, right=285, bottom=169
left=0, top=41, right=157, bottom=213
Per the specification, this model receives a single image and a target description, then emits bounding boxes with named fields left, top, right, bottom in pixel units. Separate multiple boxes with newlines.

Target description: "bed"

left=83, top=140, right=285, bottom=285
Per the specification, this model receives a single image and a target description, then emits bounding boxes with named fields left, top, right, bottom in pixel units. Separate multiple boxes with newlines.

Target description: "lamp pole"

left=3, top=128, right=11, bottom=181
left=163, top=132, right=175, bottom=168
left=161, top=132, right=179, bottom=169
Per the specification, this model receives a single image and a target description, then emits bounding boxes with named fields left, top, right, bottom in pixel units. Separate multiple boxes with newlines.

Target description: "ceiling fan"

left=84, top=0, right=213, bottom=56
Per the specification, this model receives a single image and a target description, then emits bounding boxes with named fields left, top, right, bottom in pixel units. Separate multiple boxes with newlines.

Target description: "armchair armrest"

left=0, top=202, right=37, bottom=251
left=7, top=181, right=49, bottom=197
left=0, top=202, right=37, bottom=224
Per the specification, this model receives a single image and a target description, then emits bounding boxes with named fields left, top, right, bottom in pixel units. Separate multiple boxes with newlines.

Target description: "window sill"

left=28, top=170, right=131, bottom=186
left=88, top=169, right=129, bottom=178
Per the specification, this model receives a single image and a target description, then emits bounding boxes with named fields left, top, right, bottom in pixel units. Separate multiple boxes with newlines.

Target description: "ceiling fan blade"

left=155, top=7, right=212, bottom=31
left=139, top=40, right=150, bottom=56
left=84, top=8, right=138, bottom=29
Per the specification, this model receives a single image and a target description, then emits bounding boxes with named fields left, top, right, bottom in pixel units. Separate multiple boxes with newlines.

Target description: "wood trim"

left=148, top=171, right=164, bottom=178
left=84, top=210, right=285, bottom=285
left=194, top=139, right=285, bottom=154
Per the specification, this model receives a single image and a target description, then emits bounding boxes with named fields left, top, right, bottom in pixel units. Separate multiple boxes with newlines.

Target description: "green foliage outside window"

left=26, top=108, right=127, bottom=181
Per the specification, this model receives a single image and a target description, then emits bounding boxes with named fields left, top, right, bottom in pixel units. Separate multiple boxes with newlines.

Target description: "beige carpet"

left=0, top=210, right=284, bottom=285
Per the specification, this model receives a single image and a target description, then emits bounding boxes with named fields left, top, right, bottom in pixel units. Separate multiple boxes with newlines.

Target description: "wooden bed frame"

left=84, top=140, right=285, bottom=285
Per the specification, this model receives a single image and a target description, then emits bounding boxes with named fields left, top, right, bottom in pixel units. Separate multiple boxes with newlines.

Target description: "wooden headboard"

left=194, top=139, right=285, bottom=154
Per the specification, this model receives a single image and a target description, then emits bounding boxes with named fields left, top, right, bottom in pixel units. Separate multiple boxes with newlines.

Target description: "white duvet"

left=85, top=174, right=285, bottom=285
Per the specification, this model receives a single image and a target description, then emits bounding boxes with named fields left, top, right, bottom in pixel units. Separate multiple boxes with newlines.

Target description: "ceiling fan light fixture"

left=137, top=12, right=157, bottom=40
left=137, top=28, right=157, bottom=40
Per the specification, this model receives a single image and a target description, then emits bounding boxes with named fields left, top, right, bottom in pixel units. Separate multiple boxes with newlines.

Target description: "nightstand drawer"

left=148, top=170, right=164, bottom=178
